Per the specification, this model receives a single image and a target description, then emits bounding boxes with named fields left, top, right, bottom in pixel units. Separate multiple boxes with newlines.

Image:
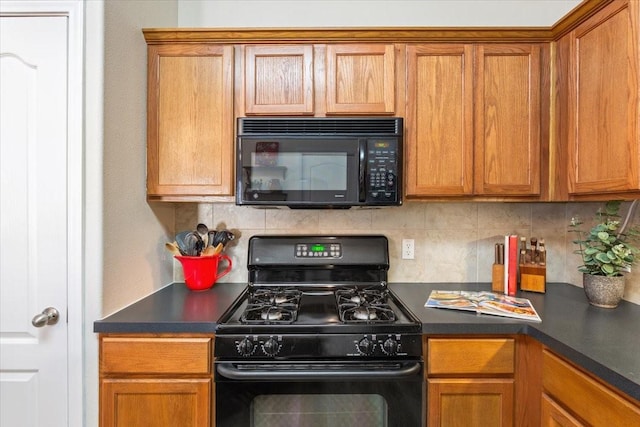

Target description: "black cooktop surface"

left=217, top=235, right=421, bottom=335
left=216, top=284, right=421, bottom=335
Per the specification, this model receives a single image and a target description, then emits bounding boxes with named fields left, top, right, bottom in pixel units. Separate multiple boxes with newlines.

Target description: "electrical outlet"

left=402, top=239, right=415, bottom=260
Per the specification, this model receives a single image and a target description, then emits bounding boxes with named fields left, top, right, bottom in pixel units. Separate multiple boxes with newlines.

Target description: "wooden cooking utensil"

left=213, top=243, right=224, bottom=255
left=201, top=245, right=216, bottom=256
left=165, top=242, right=182, bottom=256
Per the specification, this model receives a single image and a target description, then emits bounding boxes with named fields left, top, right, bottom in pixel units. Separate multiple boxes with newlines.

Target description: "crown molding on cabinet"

left=143, top=0, right=614, bottom=44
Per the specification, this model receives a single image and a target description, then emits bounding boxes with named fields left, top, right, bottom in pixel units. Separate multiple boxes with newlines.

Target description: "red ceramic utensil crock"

left=175, top=254, right=232, bottom=291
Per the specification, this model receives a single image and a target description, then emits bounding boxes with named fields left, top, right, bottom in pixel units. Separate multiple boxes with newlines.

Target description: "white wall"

left=86, top=1, right=180, bottom=425
left=178, top=0, right=581, bottom=27
left=102, top=0, right=179, bottom=315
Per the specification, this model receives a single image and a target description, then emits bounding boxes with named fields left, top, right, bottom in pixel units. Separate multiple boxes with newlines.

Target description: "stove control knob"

left=382, top=338, right=399, bottom=356
left=357, top=337, right=374, bottom=356
left=237, top=338, right=255, bottom=356
left=262, top=337, right=280, bottom=356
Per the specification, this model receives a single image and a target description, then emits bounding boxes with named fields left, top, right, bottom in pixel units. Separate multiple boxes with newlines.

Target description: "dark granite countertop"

left=390, top=282, right=640, bottom=402
left=94, top=282, right=246, bottom=334
left=94, top=281, right=640, bottom=402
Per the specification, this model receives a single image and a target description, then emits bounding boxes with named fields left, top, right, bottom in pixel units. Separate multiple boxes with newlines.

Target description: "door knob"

left=32, top=307, right=60, bottom=328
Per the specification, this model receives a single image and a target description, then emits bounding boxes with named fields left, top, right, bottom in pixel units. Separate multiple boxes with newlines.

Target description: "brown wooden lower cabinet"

left=542, top=349, right=640, bottom=426
left=425, top=336, right=517, bottom=426
left=541, top=393, right=584, bottom=427
left=97, top=333, right=640, bottom=427
left=423, top=336, right=640, bottom=426
left=101, top=378, right=211, bottom=427
left=99, top=334, right=214, bottom=427
left=428, top=378, right=514, bottom=426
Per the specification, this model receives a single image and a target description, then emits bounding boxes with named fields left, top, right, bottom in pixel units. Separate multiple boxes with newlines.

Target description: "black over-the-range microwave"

left=236, top=117, right=403, bottom=208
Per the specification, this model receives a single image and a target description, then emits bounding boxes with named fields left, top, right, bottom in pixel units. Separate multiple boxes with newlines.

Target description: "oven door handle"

left=216, top=362, right=421, bottom=381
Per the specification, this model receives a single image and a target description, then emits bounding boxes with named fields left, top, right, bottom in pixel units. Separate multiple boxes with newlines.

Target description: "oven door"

left=215, top=360, right=423, bottom=427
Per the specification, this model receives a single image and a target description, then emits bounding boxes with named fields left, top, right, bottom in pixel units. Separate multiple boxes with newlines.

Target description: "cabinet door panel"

left=567, top=0, right=640, bottom=195
left=405, top=44, right=474, bottom=196
left=474, top=44, right=541, bottom=195
left=541, top=393, right=585, bottom=427
left=101, top=379, right=210, bottom=427
left=326, top=44, right=395, bottom=114
left=428, top=378, right=514, bottom=426
left=542, top=350, right=640, bottom=426
left=244, top=45, right=314, bottom=115
left=147, top=44, right=234, bottom=198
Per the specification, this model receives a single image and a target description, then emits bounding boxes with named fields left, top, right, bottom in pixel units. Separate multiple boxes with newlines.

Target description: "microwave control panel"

left=366, top=139, right=399, bottom=203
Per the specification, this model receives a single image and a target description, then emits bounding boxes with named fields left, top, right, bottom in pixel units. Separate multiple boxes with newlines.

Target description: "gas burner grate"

left=240, top=287, right=302, bottom=324
left=339, top=304, right=397, bottom=323
left=336, top=287, right=397, bottom=324
left=250, top=287, right=303, bottom=306
left=336, top=287, right=390, bottom=306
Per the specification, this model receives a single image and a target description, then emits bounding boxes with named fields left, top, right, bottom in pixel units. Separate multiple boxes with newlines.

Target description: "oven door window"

left=253, top=394, right=386, bottom=427
left=216, top=380, right=421, bottom=427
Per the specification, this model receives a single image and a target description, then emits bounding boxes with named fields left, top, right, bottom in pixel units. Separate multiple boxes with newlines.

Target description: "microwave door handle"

left=359, top=140, right=366, bottom=202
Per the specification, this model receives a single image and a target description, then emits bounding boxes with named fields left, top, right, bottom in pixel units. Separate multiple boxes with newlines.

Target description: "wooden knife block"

left=492, top=264, right=504, bottom=293
left=519, top=264, right=546, bottom=293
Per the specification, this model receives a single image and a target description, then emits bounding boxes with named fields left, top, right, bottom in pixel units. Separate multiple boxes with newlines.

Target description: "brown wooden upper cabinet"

left=244, top=45, right=314, bottom=115
left=146, top=44, right=234, bottom=200
left=325, top=44, right=396, bottom=115
left=142, top=0, right=637, bottom=201
left=242, top=43, right=397, bottom=116
left=405, top=44, right=474, bottom=196
left=558, top=0, right=640, bottom=197
left=405, top=43, right=543, bottom=198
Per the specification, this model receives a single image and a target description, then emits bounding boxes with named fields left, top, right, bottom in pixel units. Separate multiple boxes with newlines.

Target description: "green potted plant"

left=569, top=200, right=640, bottom=308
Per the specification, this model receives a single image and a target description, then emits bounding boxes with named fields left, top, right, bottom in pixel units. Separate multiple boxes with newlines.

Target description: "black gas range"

left=214, top=235, right=423, bottom=426
left=214, top=235, right=423, bottom=361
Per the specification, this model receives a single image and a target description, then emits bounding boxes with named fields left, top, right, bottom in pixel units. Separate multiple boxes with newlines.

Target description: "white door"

left=0, top=16, right=70, bottom=426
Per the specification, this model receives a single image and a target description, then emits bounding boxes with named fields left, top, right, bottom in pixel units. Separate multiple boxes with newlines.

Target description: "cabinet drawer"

left=101, top=336, right=212, bottom=375
left=428, top=338, right=515, bottom=375
left=543, top=350, right=640, bottom=426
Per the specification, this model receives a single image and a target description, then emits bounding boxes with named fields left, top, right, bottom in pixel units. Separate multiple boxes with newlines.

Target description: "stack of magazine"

left=425, top=290, right=541, bottom=322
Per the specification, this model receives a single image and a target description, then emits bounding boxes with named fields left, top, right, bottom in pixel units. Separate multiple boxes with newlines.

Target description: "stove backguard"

left=247, top=235, right=390, bottom=286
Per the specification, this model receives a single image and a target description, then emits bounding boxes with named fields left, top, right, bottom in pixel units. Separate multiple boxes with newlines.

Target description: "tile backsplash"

left=174, top=201, right=640, bottom=305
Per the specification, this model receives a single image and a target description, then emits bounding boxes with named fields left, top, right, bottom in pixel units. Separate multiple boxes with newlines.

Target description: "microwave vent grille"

left=239, top=118, right=402, bottom=135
